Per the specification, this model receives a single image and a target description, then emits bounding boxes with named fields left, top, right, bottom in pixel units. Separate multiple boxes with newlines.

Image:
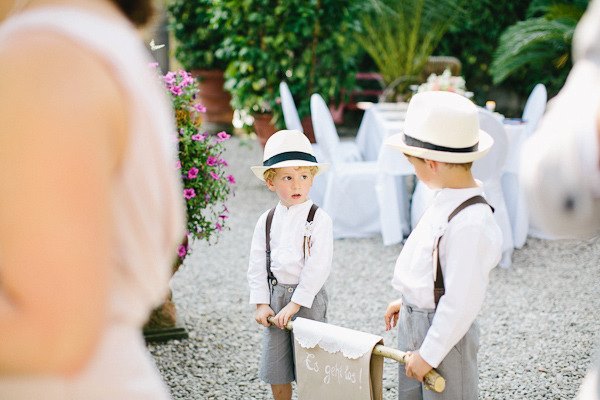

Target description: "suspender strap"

left=303, top=204, right=319, bottom=258
left=433, top=195, right=494, bottom=308
left=307, top=203, right=318, bottom=223
left=265, top=208, right=276, bottom=287
left=265, top=203, right=320, bottom=290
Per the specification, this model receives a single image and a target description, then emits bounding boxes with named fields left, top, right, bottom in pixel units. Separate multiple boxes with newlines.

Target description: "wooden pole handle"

left=265, top=317, right=445, bottom=393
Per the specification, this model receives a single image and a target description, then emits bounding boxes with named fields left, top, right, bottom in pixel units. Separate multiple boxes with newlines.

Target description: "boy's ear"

left=424, top=158, right=438, bottom=171
left=265, top=179, right=276, bottom=192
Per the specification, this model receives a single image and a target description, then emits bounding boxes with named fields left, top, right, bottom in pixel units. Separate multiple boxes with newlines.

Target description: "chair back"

left=279, top=82, right=303, bottom=132
left=473, top=109, right=509, bottom=181
left=522, top=83, right=547, bottom=136
left=310, top=93, right=342, bottom=164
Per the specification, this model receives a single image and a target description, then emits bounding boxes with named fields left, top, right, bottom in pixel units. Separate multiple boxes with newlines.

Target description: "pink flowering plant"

left=158, top=67, right=235, bottom=259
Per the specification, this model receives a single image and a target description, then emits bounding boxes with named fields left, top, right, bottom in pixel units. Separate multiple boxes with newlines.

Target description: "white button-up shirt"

left=247, top=200, right=333, bottom=308
left=392, top=186, right=502, bottom=368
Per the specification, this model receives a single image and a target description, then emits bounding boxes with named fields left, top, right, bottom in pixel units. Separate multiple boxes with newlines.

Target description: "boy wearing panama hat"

left=383, top=92, right=502, bottom=399
left=248, top=130, right=332, bottom=400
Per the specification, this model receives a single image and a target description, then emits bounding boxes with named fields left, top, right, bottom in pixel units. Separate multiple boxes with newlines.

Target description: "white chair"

left=279, top=82, right=303, bottom=132
left=522, top=83, right=548, bottom=136
left=281, top=82, right=362, bottom=206
left=310, top=93, right=381, bottom=239
left=502, top=83, right=548, bottom=247
left=474, top=109, right=514, bottom=267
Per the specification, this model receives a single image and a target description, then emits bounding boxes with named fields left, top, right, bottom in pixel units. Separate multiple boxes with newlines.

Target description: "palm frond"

left=490, top=17, right=576, bottom=84
left=356, top=0, right=466, bottom=90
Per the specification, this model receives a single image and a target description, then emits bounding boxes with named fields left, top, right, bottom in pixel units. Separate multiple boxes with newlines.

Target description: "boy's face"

left=266, top=166, right=314, bottom=207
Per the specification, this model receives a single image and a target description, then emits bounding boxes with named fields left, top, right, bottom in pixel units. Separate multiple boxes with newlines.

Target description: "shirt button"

left=288, top=287, right=294, bottom=293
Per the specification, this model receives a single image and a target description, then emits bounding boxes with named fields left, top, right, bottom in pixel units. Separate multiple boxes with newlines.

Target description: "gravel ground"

left=148, top=136, right=600, bottom=399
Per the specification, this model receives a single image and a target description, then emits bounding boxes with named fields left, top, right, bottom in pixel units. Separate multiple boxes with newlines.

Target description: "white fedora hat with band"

left=251, top=129, right=329, bottom=181
left=385, top=91, right=493, bottom=163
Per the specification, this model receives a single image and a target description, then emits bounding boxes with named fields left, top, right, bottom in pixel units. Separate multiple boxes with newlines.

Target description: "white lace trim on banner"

left=293, top=317, right=383, bottom=360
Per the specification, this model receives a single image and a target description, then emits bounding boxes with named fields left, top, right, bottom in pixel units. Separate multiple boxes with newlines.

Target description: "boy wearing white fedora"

left=248, top=129, right=332, bottom=400
left=383, top=91, right=502, bottom=399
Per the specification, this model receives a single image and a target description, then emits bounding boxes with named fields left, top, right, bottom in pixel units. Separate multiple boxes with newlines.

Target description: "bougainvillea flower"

left=206, top=156, right=218, bottom=166
left=227, top=175, right=236, bottom=184
left=194, top=103, right=207, bottom=113
left=175, top=160, right=182, bottom=170
left=183, top=188, right=196, bottom=199
left=187, top=167, right=199, bottom=179
left=209, top=171, right=220, bottom=180
left=178, top=244, right=187, bottom=258
left=191, top=133, right=206, bottom=141
left=216, top=131, right=231, bottom=142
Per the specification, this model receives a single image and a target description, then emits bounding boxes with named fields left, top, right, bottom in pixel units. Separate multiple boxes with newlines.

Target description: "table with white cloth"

left=356, top=103, right=414, bottom=245
left=355, top=103, right=527, bottom=246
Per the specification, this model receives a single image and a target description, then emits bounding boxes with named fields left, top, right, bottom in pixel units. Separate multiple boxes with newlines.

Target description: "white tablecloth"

left=356, top=104, right=414, bottom=245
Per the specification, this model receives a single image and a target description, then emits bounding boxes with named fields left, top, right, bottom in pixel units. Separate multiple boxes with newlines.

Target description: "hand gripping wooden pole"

left=266, top=317, right=445, bottom=393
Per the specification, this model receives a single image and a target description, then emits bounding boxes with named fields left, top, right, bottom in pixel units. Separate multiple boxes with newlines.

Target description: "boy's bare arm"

left=255, top=304, right=275, bottom=327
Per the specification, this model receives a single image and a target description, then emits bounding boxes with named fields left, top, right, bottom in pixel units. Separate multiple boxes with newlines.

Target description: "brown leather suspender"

left=433, top=195, right=494, bottom=308
left=265, top=204, right=318, bottom=290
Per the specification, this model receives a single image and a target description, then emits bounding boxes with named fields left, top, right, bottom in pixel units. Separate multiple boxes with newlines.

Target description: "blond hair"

left=263, top=166, right=319, bottom=182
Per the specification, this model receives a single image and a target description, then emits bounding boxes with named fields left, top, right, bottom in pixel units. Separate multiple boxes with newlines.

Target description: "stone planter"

left=191, top=69, right=234, bottom=125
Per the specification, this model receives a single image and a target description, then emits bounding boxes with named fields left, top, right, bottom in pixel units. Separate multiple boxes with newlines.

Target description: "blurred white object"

left=310, top=93, right=380, bottom=239
left=485, top=100, right=496, bottom=112
left=520, top=0, right=600, bottom=239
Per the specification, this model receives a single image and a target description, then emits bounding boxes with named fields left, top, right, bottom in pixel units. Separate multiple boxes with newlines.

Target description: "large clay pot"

left=253, top=113, right=278, bottom=147
left=301, top=116, right=316, bottom=143
left=191, top=69, right=234, bottom=124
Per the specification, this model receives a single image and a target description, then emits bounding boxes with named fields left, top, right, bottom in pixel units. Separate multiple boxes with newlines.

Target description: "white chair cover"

left=522, top=83, right=548, bottom=136
left=474, top=109, right=513, bottom=267
left=503, top=83, right=549, bottom=247
left=279, top=81, right=303, bottom=132
left=310, top=93, right=380, bottom=238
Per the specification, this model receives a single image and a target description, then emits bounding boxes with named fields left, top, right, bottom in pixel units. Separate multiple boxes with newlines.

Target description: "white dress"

left=0, top=6, right=185, bottom=399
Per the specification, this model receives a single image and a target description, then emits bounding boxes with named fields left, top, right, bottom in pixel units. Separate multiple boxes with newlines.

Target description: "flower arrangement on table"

left=416, top=68, right=473, bottom=98
left=156, top=66, right=235, bottom=260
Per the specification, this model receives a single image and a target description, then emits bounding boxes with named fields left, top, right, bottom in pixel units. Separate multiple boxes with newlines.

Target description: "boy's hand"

left=405, top=351, right=432, bottom=382
left=273, top=302, right=301, bottom=329
left=384, top=299, right=402, bottom=331
left=254, top=304, right=275, bottom=327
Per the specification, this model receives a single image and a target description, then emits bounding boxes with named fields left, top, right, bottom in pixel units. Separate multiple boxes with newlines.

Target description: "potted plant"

left=144, top=66, right=235, bottom=339
left=216, top=0, right=360, bottom=146
left=356, top=0, right=465, bottom=102
left=167, top=0, right=234, bottom=124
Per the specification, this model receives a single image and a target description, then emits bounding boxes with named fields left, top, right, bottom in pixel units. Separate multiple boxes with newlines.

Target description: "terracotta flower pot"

left=301, top=116, right=316, bottom=143
left=191, top=69, right=234, bottom=125
left=253, top=113, right=278, bottom=147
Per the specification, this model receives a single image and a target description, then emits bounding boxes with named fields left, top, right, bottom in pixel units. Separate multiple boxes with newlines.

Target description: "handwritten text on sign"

left=296, top=346, right=377, bottom=400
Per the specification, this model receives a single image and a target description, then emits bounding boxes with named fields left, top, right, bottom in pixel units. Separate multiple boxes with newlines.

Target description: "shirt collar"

left=431, top=181, right=485, bottom=215
left=275, top=199, right=314, bottom=215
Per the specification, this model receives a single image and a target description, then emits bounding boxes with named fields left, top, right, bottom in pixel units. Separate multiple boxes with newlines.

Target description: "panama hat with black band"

left=251, top=129, right=329, bottom=181
left=385, top=91, right=494, bottom=163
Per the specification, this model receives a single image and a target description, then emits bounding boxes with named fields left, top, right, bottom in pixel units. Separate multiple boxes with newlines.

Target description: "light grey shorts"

left=259, top=283, right=328, bottom=385
left=397, top=302, right=479, bottom=400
